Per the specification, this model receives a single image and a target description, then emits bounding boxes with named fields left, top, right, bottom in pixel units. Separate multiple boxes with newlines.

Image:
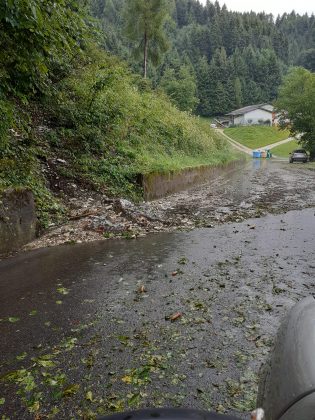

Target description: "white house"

left=226, top=104, right=278, bottom=127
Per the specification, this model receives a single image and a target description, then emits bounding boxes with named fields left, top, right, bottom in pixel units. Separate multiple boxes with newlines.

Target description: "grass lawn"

left=224, top=126, right=290, bottom=149
left=271, top=140, right=300, bottom=157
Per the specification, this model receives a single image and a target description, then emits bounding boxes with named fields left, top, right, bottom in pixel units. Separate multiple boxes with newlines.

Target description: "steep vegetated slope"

left=0, top=2, right=234, bottom=229
left=92, top=0, right=315, bottom=115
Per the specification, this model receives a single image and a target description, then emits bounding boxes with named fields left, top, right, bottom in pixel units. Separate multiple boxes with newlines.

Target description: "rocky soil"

left=24, top=160, right=315, bottom=251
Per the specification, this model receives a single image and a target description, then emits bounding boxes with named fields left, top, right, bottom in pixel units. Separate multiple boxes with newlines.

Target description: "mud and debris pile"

left=24, top=161, right=315, bottom=251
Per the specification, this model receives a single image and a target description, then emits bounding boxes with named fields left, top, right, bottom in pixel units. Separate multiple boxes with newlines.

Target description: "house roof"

left=226, top=103, right=274, bottom=116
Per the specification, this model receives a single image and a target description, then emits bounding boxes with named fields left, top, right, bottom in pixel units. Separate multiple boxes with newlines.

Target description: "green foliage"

left=297, top=49, right=315, bottom=72
left=0, top=1, right=242, bottom=228
left=276, top=13, right=315, bottom=65
left=276, top=67, right=315, bottom=159
left=0, top=98, right=14, bottom=150
left=195, top=56, right=212, bottom=115
left=0, top=135, right=65, bottom=228
left=233, top=78, right=243, bottom=109
left=49, top=49, right=235, bottom=179
left=124, top=0, right=172, bottom=77
left=160, top=65, right=199, bottom=111
left=0, top=0, right=91, bottom=96
left=90, top=0, right=314, bottom=115
left=0, top=95, right=65, bottom=229
left=271, top=140, right=299, bottom=157
left=224, top=126, right=290, bottom=149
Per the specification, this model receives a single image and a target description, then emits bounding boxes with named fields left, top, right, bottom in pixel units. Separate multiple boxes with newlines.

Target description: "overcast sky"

left=200, top=0, right=315, bottom=17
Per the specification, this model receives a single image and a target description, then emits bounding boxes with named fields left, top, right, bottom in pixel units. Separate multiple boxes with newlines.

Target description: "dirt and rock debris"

left=0, top=159, right=315, bottom=419
left=24, top=160, right=315, bottom=251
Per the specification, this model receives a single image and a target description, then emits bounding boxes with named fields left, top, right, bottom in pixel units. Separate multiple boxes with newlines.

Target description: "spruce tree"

left=196, top=56, right=212, bottom=115
left=234, top=78, right=243, bottom=109
left=124, top=0, right=172, bottom=78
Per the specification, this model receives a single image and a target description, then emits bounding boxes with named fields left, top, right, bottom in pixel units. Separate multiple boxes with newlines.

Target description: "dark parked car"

left=289, top=149, right=308, bottom=163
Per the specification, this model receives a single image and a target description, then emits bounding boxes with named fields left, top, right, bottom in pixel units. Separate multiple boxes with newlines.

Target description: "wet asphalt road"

left=140, top=159, right=315, bottom=228
left=0, top=162, right=315, bottom=419
left=1, top=203, right=315, bottom=419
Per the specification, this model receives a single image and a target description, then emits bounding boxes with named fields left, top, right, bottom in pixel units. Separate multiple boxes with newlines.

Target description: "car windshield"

left=294, top=150, right=306, bottom=154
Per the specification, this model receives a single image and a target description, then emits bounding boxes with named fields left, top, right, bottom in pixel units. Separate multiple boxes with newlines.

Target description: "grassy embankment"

left=271, top=140, right=299, bottom=157
left=0, top=48, right=238, bottom=228
left=224, top=126, right=290, bottom=149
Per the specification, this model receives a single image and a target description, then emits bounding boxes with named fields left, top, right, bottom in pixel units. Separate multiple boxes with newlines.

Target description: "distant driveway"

left=264, top=137, right=295, bottom=150
left=218, top=130, right=252, bottom=155
left=219, top=129, right=295, bottom=155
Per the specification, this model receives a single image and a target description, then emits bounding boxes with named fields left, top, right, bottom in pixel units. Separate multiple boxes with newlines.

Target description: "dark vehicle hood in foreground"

left=257, top=296, right=315, bottom=419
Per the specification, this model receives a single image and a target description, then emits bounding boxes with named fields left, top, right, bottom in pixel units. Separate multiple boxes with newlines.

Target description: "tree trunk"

left=143, top=30, right=148, bottom=78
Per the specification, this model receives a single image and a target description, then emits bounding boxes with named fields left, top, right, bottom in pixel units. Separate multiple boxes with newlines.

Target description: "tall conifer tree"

left=124, top=0, right=172, bottom=78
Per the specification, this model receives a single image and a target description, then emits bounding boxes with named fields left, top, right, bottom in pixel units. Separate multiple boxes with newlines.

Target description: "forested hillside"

left=91, top=0, right=315, bottom=115
left=0, top=0, right=235, bottom=228
left=1, top=0, right=313, bottom=228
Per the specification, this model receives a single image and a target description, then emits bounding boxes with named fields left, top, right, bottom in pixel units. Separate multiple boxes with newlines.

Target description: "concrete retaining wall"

left=142, top=159, right=245, bottom=201
left=0, top=189, right=37, bottom=255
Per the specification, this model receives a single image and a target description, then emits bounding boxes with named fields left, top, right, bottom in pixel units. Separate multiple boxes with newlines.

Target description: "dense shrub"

left=0, top=0, right=91, bottom=96
left=49, top=49, right=233, bottom=177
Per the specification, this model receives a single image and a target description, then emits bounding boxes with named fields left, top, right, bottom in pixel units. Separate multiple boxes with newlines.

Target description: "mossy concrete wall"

left=142, top=159, right=245, bottom=201
left=0, top=189, right=37, bottom=255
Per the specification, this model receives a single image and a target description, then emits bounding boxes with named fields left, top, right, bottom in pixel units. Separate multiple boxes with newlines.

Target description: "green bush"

left=0, top=99, right=14, bottom=150
left=0, top=0, right=91, bottom=96
left=1, top=48, right=238, bottom=226
left=52, top=49, right=235, bottom=184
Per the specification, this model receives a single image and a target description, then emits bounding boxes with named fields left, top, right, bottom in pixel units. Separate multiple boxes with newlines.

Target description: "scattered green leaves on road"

left=8, top=317, right=20, bottom=323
